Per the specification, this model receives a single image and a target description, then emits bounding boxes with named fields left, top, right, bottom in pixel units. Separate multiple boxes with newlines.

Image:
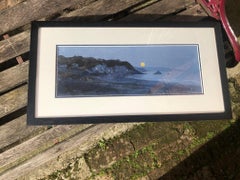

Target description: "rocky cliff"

left=58, top=55, right=141, bottom=79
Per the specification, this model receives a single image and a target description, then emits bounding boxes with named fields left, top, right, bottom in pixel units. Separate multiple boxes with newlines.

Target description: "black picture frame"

left=27, top=20, right=232, bottom=125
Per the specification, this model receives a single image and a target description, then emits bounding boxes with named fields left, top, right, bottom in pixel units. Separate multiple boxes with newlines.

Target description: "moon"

left=140, top=62, right=145, bottom=67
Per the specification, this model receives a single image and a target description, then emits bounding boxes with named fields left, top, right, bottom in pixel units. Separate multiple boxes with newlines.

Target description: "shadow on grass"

left=161, top=120, right=240, bottom=179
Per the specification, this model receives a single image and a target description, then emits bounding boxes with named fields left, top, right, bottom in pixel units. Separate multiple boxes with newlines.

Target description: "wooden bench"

left=0, top=0, right=221, bottom=178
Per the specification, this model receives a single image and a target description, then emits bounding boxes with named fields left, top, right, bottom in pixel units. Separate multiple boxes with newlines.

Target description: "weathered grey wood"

left=0, top=0, right=152, bottom=91
left=161, top=3, right=208, bottom=21
left=120, top=0, right=195, bottom=21
left=0, top=31, right=30, bottom=64
left=59, top=0, right=143, bottom=20
left=0, top=114, right=47, bottom=153
left=0, top=1, right=215, bottom=179
left=0, top=61, right=29, bottom=94
left=0, top=0, right=97, bottom=35
left=0, top=0, right=197, bottom=65
left=0, top=0, right=7, bottom=11
left=0, top=123, right=140, bottom=179
left=178, top=3, right=207, bottom=16
left=0, top=2, right=206, bottom=99
left=0, top=0, right=26, bottom=11
left=0, top=85, right=27, bottom=118
left=0, top=1, right=208, bottom=117
left=0, top=124, right=94, bottom=174
left=0, top=0, right=142, bottom=64
left=0, top=0, right=198, bottom=66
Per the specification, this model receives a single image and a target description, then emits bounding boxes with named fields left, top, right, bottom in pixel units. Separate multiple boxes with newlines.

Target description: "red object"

left=197, top=0, right=240, bottom=61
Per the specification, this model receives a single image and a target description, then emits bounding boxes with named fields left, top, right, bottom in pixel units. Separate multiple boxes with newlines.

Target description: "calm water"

left=127, top=67, right=202, bottom=86
left=127, top=67, right=170, bottom=82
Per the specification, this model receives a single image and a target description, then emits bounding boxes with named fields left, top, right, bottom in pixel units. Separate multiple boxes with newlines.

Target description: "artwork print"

left=56, top=45, right=203, bottom=97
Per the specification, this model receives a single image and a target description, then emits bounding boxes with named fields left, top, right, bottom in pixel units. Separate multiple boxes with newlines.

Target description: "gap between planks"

left=0, top=0, right=98, bottom=35
left=0, top=84, right=27, bottom=119
left=0, top=123, right=94, bottom=175
left=0, top=3, right=206, bottom=119
left=0, top=30, right=30, bottom=64
left=0, top=1, right=208, bottom=179
left=119, top=0, right=195, bottom=21
left=0, top=61, right=29, bottom=94
left=0, top=0, right=196, bottom=65
left=0, top=0, right=143, bottom=65
left=0, top=0, right=200, bottom=69
left=0, top=123, right=140, bottom=179
left=0, top=0, right=26, bottom=11
left=0, top=114, right=47, bottom=153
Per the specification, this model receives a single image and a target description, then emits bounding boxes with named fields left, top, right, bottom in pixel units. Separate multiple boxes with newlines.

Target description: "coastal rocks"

left=154, top=70, right=162, bottom=75
left=58, top=55, right=141, bottom=78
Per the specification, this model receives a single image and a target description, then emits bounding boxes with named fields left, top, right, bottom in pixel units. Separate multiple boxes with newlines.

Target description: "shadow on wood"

left=56, top=14, right=208, bottom=22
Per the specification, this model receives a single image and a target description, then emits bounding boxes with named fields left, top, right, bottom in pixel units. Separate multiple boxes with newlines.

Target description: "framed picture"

left=27, top=21, right=232, bottom=125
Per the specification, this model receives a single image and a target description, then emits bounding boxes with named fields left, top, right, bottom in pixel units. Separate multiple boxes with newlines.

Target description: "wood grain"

left=0, top=0, right=211, bottom=179
left=0, top=61, right=29, bottom=94
left=0, top=85, right=27, bottom=118
left=120, top=0, right=195, bottom=21
left=0, top=0, right=7, bottom=11
left=161, top=3, right=208, bottom=21
left=0, top=0, right=151, bottom=92
left=0, top=0, right=96, bottom=35
left=0, top=114, right=47, bottom=153
left=0, top=0, right=197, bottom=65
left=0, top=0, right=142, bottom=64
left=0, top=124, right=93, bottom=174
left=0, top=31, right=30, bottom=64
left=59, top=0, right=143, bottom=21
left=0, top=0, right=26, bottom=11
left=0, top=123, right=139, bottom=179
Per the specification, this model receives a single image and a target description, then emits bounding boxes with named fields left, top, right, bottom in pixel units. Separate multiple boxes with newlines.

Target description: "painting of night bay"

left=56, top=45, right=203, bottom=97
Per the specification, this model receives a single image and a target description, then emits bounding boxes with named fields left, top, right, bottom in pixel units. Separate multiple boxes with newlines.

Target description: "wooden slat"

left=0, top=2, right=207, bottom=96
left=0, top=114, right=47, bottom=153
left=0, top=0, right=7, bottom=11
left=0, top=85, right=27, bottom=118
left=0, top=123, right=139, bottom=179
left=0, top=0, right=97, bottom=35
left=0, top=124, right=93, bottom=174
left=0, top=0, right=206, bottom=66
left=0, top=0, right=152, bottom=93
left=0, top=0, right=26, bottom=11
left=0, top=0, right=197, bottom=65
left=120, top=0, right=195, bottom=21
left=177, top=3, right=207, bottom=16
left=0, top=30, right=30, bottom=64
left=0, top=2, right=206, bottom=98
left=0, top=1, right=214, bottom=179
left=59, top=0, right=143, bottom=20
left=161, top=3, right=208, bottom=21
left=0, top=61, right=29, bottom=94
left=0, top=0, right=142, bottom=64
